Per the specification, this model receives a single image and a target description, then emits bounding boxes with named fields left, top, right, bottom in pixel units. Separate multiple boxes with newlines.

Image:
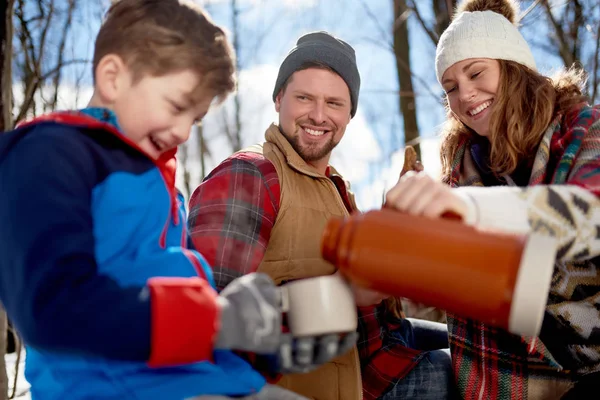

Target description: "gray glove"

left=275, top=331, right=359, bottom=374
left=214, top=273, right=281, bottom=353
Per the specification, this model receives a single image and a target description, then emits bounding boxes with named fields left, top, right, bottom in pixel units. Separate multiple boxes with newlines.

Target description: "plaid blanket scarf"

left=447, top=104, right=600, bottom=399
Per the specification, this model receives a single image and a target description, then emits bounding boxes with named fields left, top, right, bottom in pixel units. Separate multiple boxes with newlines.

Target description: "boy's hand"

left=214, top=273, right=281, bottom=353
left=214, top=272, right=359, bottom=373
left=274, top=331, right=358, bottom=374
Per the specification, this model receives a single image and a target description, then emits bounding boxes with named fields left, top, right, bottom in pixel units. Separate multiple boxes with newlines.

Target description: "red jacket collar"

left=17, top=111, right=180, bottom=230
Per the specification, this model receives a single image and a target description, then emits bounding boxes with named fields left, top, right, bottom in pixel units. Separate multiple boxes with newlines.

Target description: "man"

left=188, top=31, right=453, bottom=400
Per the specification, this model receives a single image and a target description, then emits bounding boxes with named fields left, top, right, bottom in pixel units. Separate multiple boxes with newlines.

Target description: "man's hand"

left=400, top=145, right=424, bottom=176
left=214, top=273, right=281, bottom=353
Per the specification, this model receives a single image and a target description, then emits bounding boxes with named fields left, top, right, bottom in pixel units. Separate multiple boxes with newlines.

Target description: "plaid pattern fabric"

left=188, top=151, right=421, bottom=399
left=358, top=305, right=423, bottom=400
left=447, top=104, right=600, bottom=399
left=188, top=152, right=280, bottom=290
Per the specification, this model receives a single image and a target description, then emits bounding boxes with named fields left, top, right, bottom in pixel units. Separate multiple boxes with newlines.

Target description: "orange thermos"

left=321, top=208, right=556, bottom=337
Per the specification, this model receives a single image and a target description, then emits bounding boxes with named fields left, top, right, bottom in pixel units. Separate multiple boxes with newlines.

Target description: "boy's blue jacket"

left=0, top=110, right=266, bottom=399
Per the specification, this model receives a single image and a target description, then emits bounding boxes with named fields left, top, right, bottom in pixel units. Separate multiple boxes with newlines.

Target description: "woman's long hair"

left=439, top=61, right=588, bottom=182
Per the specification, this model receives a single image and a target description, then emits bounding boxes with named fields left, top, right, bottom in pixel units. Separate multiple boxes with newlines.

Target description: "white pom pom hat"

left=435, top=10, right=536, bottom=83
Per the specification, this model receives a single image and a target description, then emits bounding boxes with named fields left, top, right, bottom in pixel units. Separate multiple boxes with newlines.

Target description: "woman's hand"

left=385, top=171, right=469, bottom=220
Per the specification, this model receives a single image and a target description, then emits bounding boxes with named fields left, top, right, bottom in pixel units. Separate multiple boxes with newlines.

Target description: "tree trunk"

left=179, top=143, right=192, bottom=200
left=230, top=0, right=242, bottom=152
left=0, top=312, right=6, bottom=400
left=2, top=0, right=14, bottom=130
left=433, top=0, right=456, bottom=39
left=393, top=0, right=421, bottom=158
left=197, top=123, right=207, bottom=181
left=1, top=0, right=14, bottom=395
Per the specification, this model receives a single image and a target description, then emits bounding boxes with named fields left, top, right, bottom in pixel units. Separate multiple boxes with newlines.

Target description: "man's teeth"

left=469, top=101, right=492, bottom=116
left=305, top=128, right=325, bottom=136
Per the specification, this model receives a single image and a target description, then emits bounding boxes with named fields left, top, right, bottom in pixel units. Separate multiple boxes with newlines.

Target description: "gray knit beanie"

left=272, top=31, right=361, bottom=117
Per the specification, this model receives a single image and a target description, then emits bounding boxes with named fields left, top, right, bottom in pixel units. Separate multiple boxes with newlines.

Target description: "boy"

left=0, top=1, right=342, bottom=399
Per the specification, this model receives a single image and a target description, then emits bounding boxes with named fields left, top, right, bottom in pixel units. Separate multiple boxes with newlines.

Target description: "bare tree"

left=179, top=143, right=193, bottom=200
left=183, top=0, right=245, bottom=195
left=1, top=0, right=13, bottom=129
left=433, top=0, right=456, bottom=39
left=393, top=0, right=421, bottom=158
left=197, top=123, right=208, bottom=181
left=406, top=0, right=457, bottom=47
left=1, top=0, right=15, bottom=395
left=360, top=0, right=451, bottom=161
left=219, top=0, right=243, bottom=152
left=591, top=17, right=600, bottom=102
left=184, top=0, right=281, bottom=192
left=540, top=0, right=599, bottom=102
left=49, top=0, right=77, bottom=110
left=13, top=0, right=88, bottom=122
left=0, top=314, right=6, bottom=400
left=388, top=0, right=456, bottom=324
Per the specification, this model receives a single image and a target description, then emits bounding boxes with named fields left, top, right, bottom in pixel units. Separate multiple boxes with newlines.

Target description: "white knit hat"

left=435, top=10, right=536, bottom=83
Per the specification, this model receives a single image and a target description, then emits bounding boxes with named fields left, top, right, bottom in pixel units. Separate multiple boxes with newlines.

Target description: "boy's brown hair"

left=93, top=0, right=235, bottom=103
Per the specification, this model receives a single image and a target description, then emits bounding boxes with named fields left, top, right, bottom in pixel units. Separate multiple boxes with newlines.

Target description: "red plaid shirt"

left=188, top=151, right=421, bottom=399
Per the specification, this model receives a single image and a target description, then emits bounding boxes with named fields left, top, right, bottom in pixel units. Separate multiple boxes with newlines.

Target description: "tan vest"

left=241, top=124, right=362, bottom=400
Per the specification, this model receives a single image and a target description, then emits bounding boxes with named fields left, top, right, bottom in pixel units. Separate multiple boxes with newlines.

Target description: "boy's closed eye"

left=169, top=100, right=185, bottom=113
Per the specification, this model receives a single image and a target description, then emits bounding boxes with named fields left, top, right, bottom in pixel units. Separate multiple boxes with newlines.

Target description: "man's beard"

left=284, top=129, right=339, bottom=162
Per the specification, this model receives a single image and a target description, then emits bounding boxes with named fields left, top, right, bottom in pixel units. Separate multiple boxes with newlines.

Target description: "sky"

left=173, top=0, right=573, bottom=209
left=39, top=0, right=578, bottom=210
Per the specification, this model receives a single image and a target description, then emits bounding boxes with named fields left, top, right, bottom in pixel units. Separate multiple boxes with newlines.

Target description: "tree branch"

left=591, top=22, right=600, bottom=102
left=15, top=58, right=89, bottom=122
left=246, top=0, right=284, bottom=65
left=178, top=142, right=191, bottom=200
left=394, top=0, right=421, bottom=158
left=15, top=0, right=39, bottom=121
left=356, top=0, right=393, bottom=48
left=541, top=0, right=574, bottom=66
left=445, top=0, right=454, bottom=20
left=568, top=0, right=583, bottom=63
left=359, top=35, right=443, bottom=105
left=520, top=0, right=542, bottom=21
left=406, top=0, right=438, bottom=46
left=2, top=0, right=15, bottom=130
left=230, top=0, right=242, bottom=152
left=219, top=105, right=235, bottom=153
left=196, top=122, right=208, bottom=181
left=14, top=0, right=57, bottom=121
left=50, top=0, right=76, bottom=110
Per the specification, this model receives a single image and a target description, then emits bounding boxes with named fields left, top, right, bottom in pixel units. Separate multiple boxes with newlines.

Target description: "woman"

left=385, top=0, right=600, bottom=398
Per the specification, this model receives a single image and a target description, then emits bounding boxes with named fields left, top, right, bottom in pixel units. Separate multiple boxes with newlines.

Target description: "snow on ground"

left=6, top=351, right=30, bottom=399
